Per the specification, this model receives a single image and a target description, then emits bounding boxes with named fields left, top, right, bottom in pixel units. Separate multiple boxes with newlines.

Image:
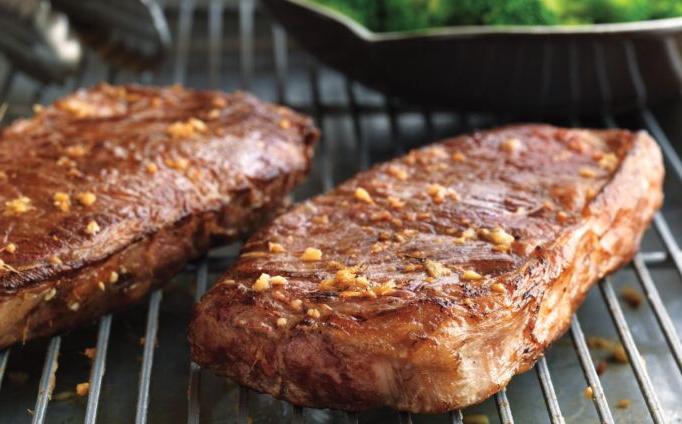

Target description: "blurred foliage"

left=310, top=0, right=682, bottom=31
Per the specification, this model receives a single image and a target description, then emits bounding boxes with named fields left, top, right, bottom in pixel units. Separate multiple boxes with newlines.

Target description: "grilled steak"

left=0, top=84, right=317, bottom=348
left=189, top=124, right=663, bottom=413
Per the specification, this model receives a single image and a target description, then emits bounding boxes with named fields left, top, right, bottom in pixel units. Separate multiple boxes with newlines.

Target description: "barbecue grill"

left=1, top=1, right=682, bottom=423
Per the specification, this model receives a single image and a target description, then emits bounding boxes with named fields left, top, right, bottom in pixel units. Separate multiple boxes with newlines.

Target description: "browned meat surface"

left=0, top=84, right=318, bottom=348
left=189, top=124, right=663, bottom=413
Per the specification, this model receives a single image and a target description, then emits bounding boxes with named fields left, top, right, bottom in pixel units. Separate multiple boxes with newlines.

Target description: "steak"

left=189, top=124, right=663, bottom=413
left=0, top=84, right=318, bottom=348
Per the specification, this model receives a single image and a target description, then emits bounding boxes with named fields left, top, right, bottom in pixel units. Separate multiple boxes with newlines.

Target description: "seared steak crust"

left=0, top=84, right=318, bottom=348
left=189, top=125, right=663, bottom=413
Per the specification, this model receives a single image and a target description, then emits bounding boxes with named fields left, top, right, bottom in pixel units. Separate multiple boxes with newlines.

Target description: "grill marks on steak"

left=189, top=125, right=664, bottom=412
left=0, top=84, right=318, bottom=348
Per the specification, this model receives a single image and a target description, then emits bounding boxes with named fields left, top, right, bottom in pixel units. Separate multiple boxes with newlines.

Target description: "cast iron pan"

left=264, top=0, right=682, bottom=116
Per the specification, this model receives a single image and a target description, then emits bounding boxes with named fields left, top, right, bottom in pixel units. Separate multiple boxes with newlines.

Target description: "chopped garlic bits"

left=501, top=138, right=521, bottom=152
left=85, top=220, right=101, bottom=235
left=386, top=165, right=408, bottom=180
left=5, top=196, right=32, bottom=215
left=165, top=157, right=189, bottom=170
left=300, top=247, right=322, bottom=262
left=268, top=242, right=286, bottom=253
left=451, top=151, right=466, bottom=162
left=579, top=167, right=597, bottom=178
left=354, top=187, right=373, bottom=204
left=167, top=117, right=207, bottom=139
left=53, top=192, right=71, bottom=212
left=461, top=270, right=483, bottom=281
left=270, top=276, right=288, bottom=286
left=145, top=162, right=159, bottom=174
left=75, top=192, right=96, bottom=206
left=427, top=184, right=447, bottom=204
left=425, top=260, right=452, bottom=278
left=252, top=273, right=271, bottom=292
left=480, top=227, right=514, bottom=247
left=598, top=153, right=618, bottom=172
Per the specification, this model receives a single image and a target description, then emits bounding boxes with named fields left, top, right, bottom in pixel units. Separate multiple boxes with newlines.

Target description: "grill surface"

left=1, top=1, right=682, bottom=423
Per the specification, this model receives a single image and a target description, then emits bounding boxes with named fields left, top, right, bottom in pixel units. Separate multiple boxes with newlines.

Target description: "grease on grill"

left=583, top=386, right=594, bottom=400
left=617, top=399, right=632, bottom=409
left=76, top=382, right=90, bottom=397
left=462, top=415, right=489, bottom=424
left=620, top=286, right=643, bottom=308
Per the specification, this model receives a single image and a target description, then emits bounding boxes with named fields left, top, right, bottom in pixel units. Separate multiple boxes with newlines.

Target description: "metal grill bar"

left=569, top=317, right=615, bottom=423
left=449, top=410, right=464, bottom=424
left=135, top=290, right=163, bottom=424
left=84, top=315, right=112, bottom=424
left=385, top=97, right=403, bottom=153
left=422, top=108, right=435, bottom=141
left=292, top=405, right=304, bottom=424
left=653, top=214, right=682, bottom=267
left=239, top=0, right=255, bottom=89
left=272, top=24, right=288, bottom=103
left=187, top=258, right=209, bottom=424
left=535, top=356, right=564, bottom=424
left=173, top=0, right=195, bottom=84
left=640, top=250, right=667, bottom=264
left=398, top=411, right=411, bottom=423
left=208, top=0, right=224, bottom=89
left=238, top=384, right=249, bottom=423
left=0, top=349, right=8, bottom=392
left=643, top=110, right=682, bottom=180
left=599, top=278, right=665, bottom=422
left=0, top=69, right=15, bottom=102
left=631, top=253, right=682, bottom=371
left=494, top=389, right=514, bottom=424
left=31, top=336, right=61, bottom=424
left=308, top=63, right=333, bottom=192
left=345, top=79, right=369, bottom=170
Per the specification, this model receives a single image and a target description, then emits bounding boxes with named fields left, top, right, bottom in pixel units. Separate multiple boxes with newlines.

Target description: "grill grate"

left=1, top=1, right=682, bottom=423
